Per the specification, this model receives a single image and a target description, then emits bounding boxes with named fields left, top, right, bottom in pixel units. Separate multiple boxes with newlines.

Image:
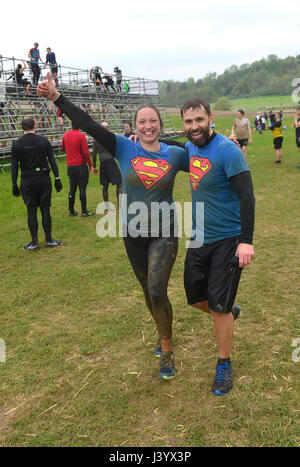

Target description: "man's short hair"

left=21, top=117, right=35, bottom=131
left=238, top=109, right=245, bottom=115
left=180, top=97, right=211, bottom=118
left=72, top=121, right=80, bottom=130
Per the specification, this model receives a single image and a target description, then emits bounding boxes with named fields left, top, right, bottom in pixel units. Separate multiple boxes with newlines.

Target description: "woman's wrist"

left=51, top=92, right=61, bottom=102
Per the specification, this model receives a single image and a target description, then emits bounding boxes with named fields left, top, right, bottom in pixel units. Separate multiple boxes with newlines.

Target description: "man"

left=90, top=66, right=104, bottom=89
left=11, top=117, right=62, bottom=250
left=61, top=122, right=96, bottom=216
left=114, top=66, right=122, bottom=92
left=294, top=107, right=300, bottom=169
left=28, top=43, right=44, bottom=85
left=269, top=112, right=283, bottom=165
left=181, top=97, right=255, bottom=396
left=92, top=122, right=122, bottom=211
left=46, top=48, right=59, bottom=87
left=231, top=109, right=252, bottom=159
left=103, top=73, right=117, bottom=93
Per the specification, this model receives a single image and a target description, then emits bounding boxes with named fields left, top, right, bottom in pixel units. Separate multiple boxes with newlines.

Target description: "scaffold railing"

left=0, top=55, right=180, bottom=163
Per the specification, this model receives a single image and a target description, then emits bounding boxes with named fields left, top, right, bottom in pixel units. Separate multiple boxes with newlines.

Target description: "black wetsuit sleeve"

left=229, top=171, right=255, bottom=245
left=11, top=142, right=19, bottom=185
left=159, top=138, right=185, bottom=149
left=45, top=139, right=59, bottom=178
left=54, top=94, right=116, bottom=154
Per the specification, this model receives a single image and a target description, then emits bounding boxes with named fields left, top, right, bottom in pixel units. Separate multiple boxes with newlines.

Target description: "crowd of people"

left=7, top=42, right=124, bottom=94
left=231, top=107, right=300, bottom=167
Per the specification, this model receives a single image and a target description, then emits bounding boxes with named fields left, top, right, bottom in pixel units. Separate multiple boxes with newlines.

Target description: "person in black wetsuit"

left=37, top=73, right=190, bottom=379
left=11, top=117, right=62, bottom=250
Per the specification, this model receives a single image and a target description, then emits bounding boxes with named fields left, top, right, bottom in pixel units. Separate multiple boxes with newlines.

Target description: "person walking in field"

left=231, top=110, right=252, bottom=159
left=269, top=112, right=283, bottom=165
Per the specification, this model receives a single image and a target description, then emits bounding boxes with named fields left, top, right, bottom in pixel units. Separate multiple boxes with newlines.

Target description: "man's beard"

left=186, top=124, right=211, bottom=147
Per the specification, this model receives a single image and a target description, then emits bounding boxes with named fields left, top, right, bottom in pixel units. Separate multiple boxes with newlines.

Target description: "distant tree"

left=267, top=54, right=278, bottom=62
left=213, top=97, right=232, bottom=111
left=239, top=63, right=250, bottom=72
left=226, top=64, right=238, bottom=74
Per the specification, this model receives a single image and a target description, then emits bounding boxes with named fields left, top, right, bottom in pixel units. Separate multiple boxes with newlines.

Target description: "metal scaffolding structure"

left=0, top=55, right=180, bottom=163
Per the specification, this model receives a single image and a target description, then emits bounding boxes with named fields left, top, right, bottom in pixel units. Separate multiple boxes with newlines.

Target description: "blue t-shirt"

left=115, top=135, right=189, bottom=235
left=46, top=52, right=56, bottom=65
left=185, top=133, right=249, bottom=244
left=29, top=48, right=40, bottom=64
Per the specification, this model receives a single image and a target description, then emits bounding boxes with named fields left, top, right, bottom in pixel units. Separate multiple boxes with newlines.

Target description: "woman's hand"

left=37, top=72, right=60, bottom=101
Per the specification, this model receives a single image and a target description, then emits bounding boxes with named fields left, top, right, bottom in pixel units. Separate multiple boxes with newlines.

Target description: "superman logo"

left=190, top=157, right=212, bottom=191
left=131, top=156, right=172, bottom=189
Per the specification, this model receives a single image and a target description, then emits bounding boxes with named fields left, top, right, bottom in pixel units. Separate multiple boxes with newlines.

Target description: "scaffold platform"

left=0, top=55, right=181, bottom=165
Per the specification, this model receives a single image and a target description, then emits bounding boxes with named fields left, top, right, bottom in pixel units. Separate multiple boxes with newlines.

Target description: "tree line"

left=159, top=54, right=300, bottom=107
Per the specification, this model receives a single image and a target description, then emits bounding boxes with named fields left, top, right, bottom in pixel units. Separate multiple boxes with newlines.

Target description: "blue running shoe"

left=232, top=304, right=241, bottom=321
left=45, top=239, right=62, bottom=248
left=154, top=339, right=162, bottom=357
left=158, top=351, right=175, bottom=380
left=23, top=241, right=40, bottom=251
left=212, top=359, right=233, bottom=395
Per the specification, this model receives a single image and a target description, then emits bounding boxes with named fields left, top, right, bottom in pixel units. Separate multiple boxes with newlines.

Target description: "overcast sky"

left=1, top=0, right=299, bottom=81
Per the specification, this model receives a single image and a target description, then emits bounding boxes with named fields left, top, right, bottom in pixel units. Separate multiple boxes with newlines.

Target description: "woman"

left=37, top=73, right=189, bottom=380
left=8, top=61, right=31, bottom=95
left=124, top=121, right=134, bottom=138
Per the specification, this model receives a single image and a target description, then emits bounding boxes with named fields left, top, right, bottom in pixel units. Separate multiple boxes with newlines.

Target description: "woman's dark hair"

left=125, top=120, right=132, bottom=129
left=180, top=97, right=211, bottom=118
left=134, top=103, right=164, bottom=129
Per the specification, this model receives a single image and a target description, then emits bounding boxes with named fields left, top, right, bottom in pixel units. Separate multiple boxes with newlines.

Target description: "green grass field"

left=0, top=115, right=299, bottom=447
left=215, top=95, right=293, bottom=112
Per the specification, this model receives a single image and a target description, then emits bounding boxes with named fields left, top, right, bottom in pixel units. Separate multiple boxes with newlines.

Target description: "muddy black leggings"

left=123, top=231, right=178, bottom=340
